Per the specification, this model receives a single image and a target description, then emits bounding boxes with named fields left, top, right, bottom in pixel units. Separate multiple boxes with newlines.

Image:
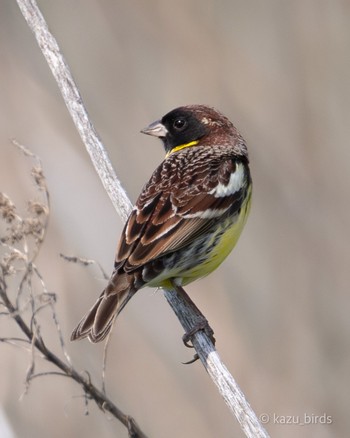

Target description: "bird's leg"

left=169, top=281, right=216, bottom=355
left=182, top=318, right=215, bottom=348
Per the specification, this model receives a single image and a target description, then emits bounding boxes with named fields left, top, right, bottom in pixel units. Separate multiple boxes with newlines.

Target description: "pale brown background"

left=1, top=1, right=349, bottom=437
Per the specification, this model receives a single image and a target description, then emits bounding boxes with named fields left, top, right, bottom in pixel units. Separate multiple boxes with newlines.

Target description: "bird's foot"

left=182, top=318, right=216, bottom=364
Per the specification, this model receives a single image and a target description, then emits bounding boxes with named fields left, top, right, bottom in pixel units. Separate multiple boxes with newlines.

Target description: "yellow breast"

left=180, top=185, right=252, bottom=285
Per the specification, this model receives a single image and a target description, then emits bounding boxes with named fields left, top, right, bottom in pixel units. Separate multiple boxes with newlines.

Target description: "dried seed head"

left=28, top=201, right=49, bottom=217
left=23, top=217, right=44, bottom=241
left=1, top=250, right=27, bottom=276
left=31, top=166, right=46, bottom=190
left=3, top=223, right=25, bottom=244
left=0, top=193, right=16, bottom=223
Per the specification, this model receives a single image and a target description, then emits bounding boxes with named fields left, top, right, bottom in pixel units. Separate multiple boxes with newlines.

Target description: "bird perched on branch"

left=71, top=105, right=252, bottom=343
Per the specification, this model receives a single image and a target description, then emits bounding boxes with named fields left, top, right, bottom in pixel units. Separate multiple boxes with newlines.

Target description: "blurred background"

left=1, top=1, right=349, bottom=437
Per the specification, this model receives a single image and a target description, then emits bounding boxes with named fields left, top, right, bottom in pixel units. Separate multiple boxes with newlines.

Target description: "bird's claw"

left=182, top=319, right=216, bottom=364
left=182, top=353, right=200, bottom=365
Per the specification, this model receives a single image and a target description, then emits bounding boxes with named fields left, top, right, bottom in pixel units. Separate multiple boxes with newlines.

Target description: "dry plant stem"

left=1, top=145, right=146, bottom=438
left=16, top=1, right=270, bottom=437
left=16, top=0, right=132, bottom=224
left=164, top=287, right=268, bottom=438
left=0, top=276, right=147, bottom=438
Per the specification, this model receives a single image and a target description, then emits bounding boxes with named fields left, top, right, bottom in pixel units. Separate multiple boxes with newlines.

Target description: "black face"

left=161, top=108, right=208, bottom=152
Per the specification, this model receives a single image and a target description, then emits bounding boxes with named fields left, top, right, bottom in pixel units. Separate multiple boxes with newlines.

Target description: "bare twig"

left=60, top=253, right=109, bottom=280
left=0, top=274, right=147, bottom=438
left=1, top=145, right=148, bottom=438
left=16, top=1, right=132, bottom=224
left=16, top=0, right=269, bottom=436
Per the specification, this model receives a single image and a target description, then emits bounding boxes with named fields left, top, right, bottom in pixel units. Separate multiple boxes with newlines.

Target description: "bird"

left=71, top=105, right=252, bottom=343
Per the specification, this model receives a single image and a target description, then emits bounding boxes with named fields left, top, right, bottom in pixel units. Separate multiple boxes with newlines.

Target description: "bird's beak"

left=141, top=120, right=168, bottom=138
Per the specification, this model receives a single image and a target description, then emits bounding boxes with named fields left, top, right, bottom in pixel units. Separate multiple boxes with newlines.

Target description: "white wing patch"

left=182, top=207, right=230, bottom=219
left=209, top=163, right=245, bottom=198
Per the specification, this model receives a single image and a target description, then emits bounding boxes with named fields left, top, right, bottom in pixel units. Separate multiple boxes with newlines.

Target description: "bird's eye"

left=173, top=118, right=187, bottom=131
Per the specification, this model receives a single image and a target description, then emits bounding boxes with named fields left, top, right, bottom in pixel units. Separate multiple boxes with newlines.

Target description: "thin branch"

left=32, top=264, right=72, bottom=365
left=16, top=0, right=269, bottom=437
left=59, top=253, right=109, bottom=280
left=16, top=1, right=132, bottom=224
left=0, top=274, right=147, bottom=438
left=1, top=145, right=147, bottom=438
left=0, top=337, right=32, bottom=349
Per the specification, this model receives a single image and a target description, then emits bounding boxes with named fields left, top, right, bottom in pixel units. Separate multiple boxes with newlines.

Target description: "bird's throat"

left=166, top=140, right=199, bottom=158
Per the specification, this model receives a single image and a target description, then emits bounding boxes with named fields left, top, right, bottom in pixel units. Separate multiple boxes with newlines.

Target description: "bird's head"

left=141, top=105, right=248, bottom=158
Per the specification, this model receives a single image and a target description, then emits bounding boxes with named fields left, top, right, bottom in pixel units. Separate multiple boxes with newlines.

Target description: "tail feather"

left=71, top=273, right=135, bottom=343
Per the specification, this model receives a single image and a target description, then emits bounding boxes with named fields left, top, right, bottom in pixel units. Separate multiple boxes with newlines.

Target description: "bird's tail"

left=71, top=272, right=136, bottom=343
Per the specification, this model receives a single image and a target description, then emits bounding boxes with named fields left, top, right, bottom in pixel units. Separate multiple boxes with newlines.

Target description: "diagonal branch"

left=16, top=1, right=269, bottom=437
left=0, top=275, right=147, bottom=438
left=0, top=147, right=147, bottom=438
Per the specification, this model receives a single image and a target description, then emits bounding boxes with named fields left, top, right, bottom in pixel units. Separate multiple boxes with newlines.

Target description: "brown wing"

left=115, top=155, right=248, bottom=271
